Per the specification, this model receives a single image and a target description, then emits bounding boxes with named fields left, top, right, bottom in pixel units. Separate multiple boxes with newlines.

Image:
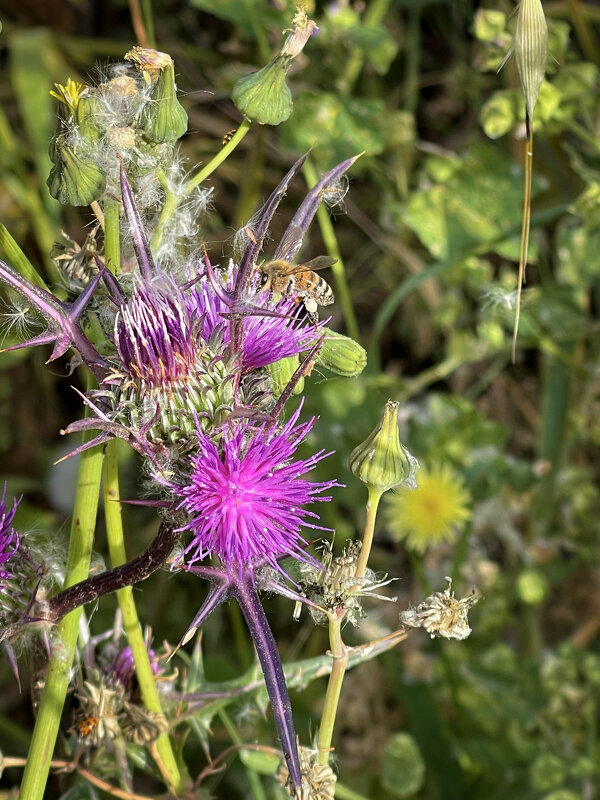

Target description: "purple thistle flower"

left=0, top=484, right=19, bottom=588
left=189, top=263, right=320, bottom=371
left=111, top=644, right=159, bottom=691
left=162, top=403, right=338, bottom=571
left=114, top=275, right=200, bottom=387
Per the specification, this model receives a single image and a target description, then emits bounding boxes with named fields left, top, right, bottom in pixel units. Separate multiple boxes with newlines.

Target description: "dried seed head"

left=280, top=8, right=318, bottom=59
left=276, top=745, right=337, bottom=800
left=514, top=0, right=548, bottom=131
left=400, top=577, right=480, bottom=640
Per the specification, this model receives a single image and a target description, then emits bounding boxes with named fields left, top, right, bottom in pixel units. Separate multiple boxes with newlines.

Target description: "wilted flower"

left=400, top=577, right=480, bottom=640
left=384, top=462, right=471, bottom=553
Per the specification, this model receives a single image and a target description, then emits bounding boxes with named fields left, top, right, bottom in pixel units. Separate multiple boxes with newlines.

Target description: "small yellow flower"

left=384, top=463, right=471, bottom=553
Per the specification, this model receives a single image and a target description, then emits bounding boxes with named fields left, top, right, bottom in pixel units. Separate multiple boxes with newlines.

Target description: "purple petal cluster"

left=111, top=644, right=159, bottom=690
left=163, top=404, right=338, bottom=570
left=189, top=263, right=320, bottom=371
left=0, top=485, right=19, bottom=588
left=115, top=276, right=199, bottom=387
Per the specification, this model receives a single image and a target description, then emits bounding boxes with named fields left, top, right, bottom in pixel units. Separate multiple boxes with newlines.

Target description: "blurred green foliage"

left=1, top=0, right=600, bottom=798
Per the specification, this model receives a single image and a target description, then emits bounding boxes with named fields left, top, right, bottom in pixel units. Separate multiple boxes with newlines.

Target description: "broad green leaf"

left=403, top=143, right=545, bottom=260
left=281, top=92, right=389, bottom=164
left=380, top=733, right=426, bottom=798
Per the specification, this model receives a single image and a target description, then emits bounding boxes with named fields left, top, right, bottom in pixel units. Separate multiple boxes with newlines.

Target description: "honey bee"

left=260, top=256, right=336, bottom=322
left=259, top=225, right=336, bottom=321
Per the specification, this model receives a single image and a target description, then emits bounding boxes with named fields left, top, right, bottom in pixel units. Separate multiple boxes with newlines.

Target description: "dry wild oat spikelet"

left=400, top=577, right=481, bottom=640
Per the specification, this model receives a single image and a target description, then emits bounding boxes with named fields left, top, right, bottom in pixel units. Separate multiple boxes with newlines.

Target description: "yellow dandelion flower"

left=384, top=463, right=471, bottom=554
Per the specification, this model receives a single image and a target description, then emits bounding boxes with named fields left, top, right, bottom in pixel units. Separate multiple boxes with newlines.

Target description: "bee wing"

left=290, top=256, right=337, bottom=273
left=273, top=225, right=304, bottom=262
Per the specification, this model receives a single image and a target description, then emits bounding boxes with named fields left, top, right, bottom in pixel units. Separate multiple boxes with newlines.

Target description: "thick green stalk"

left=301, top=159, right=359, bottom=341
left=103, top=441, right=185, bottom=795
left=151, top=118, right=252, bottom=253
left=104, top=197, right=121, bottom=274
left=19, top=425, right=104, bottom=800
left=354, top=487, right=383, bottom=580
left=316, top=616, right=349, bottom=766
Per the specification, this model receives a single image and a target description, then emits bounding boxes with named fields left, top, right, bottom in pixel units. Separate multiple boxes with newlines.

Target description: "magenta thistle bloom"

left=163, top=404, right=337, bottom=570
left=0, top=485, right=19, bottom=587
left=111, top=644, right=159, bottom=691
left=189, top=263, right=320, bottom=371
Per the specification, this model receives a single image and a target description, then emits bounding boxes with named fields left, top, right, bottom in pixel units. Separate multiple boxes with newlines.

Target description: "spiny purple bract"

left=163, top=405, right=338, bottom=570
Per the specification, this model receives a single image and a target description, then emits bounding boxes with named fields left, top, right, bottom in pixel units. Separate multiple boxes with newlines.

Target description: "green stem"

left=104, top=197, right=121, bottom=274
left=103, top=441, right=185, bottom=796
left=316, top=617, right=349, bottom=766
left=335, top=782, right=372, bottom=800
left=218, top=709, right=267, bottom=800
left=19, top=413, right=104, bottom=800
left=355, top=488, right=383, bottom=580
left=337, top=0, right=393, bottom=94
left=302, top=159, right=360, bottom=341
left=141, top=0, right=156, bottom=48
left=151, top=118, right=252, bottom=252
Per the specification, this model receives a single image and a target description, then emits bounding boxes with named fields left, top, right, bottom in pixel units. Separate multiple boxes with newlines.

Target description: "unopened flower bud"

left=74, top=91, right=103, bottom=143
left=232, top=56, right=293, bottom=126
left=349, top=400, right=417, bottom=493
left=317, top=328, right=367, bottom=377
left=47, top=138, right=106, bottom=206
left=134, top=52, right=188, bottom=143
left=268, top=353, right=304, bottom=397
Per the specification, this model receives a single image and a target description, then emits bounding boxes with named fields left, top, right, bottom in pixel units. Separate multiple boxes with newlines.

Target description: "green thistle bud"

left=349, top=400, right=417, bottom=493
left=232, top=55, right=293, bottom=126
left=47, top=138, right=105, bottom=206
left=268, top=354, right=304, bottom=397
left=317, top=329, right=367, bottom=377
left=135, top=54, right=188, bottom=144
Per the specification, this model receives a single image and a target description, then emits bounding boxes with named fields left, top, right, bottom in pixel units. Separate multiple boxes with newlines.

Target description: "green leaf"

left=240, top=747, right=281, bottom=775
left=403, top=142, right=545, bottom=260
left=480, top=91, right=519, bottom=139
left=281, top=92, right=388, bottom=164
left=474, top=9, right=507, bottom=41
left=380, top=733, right=426, bottom=798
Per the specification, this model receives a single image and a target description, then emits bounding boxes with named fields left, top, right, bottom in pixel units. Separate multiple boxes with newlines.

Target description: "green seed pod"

left=317, top=329, right=367, bottom=377
left=232, top=56, right=293, bottom=126
left=47, top=140, right=106, bottom=206
left=140, top=61, right=188, bottom=144
left=267, top=354, right=304, bottom=397
left=349, top=400, right=416, bottom=493
left=514, top=0, right=548, bottom=132
left=75, top=91, right=103, bottom=142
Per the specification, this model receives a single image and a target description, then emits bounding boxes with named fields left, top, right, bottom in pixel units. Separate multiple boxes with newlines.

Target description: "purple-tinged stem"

left=269, top=334, right=325, bottom=423
left=43, top=519, right=179, bottom=621
left=233, top=568, right=303, bottom=795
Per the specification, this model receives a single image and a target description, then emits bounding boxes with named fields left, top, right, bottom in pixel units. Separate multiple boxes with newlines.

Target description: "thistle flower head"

left=190, top=262, right=320, bottom=371
left=0, top=484, right=19, bottom=588
left=162, top=404, right=338, bottom=571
